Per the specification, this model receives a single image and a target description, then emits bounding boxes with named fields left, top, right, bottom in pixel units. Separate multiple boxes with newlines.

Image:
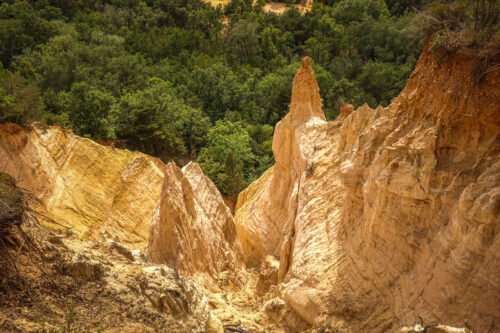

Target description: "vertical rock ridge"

left=235, top=57, right=327, bottom=266
left=145, top=162, right=242, bottom=278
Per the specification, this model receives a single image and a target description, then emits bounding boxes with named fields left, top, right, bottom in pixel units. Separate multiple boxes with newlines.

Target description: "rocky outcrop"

left=235, top=47, right=500, bottom=332
left=145, top=162, right=241, bottom=278
left=235, top=57, right=327, bottom=266
left=0, top=124, right=164, bottom=249
left=335, top=46, right=500, bottom=332
left=0, top=123, right=251, bottom=331
left=0, top=219, right=221, bottom=333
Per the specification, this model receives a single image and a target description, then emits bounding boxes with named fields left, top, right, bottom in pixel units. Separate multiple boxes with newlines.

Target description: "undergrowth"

left=414, top=0, right=500, bottom=63
left=40, top=302, right=107, bottom=333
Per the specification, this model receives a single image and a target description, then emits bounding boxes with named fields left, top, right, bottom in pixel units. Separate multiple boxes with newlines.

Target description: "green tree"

left=0, top=69, right=43, bottom=125
left=187, top=63, right=245, bottom=123
left=254, top=63, right=299, bottom=124
left=197, top=119, right=255, bottom=194
left=245, top=124, right=274, bottom=181
left=261, top=26, right=278, bottom=61
left=219, top=150, right=246, bottom=195
left=111, top=78, right=210, bottom=161
left=67, top=82, right=115, bottom=138
left=228, top=19, right=260, bottom=63
left=0, top=1, right=59, bottom=67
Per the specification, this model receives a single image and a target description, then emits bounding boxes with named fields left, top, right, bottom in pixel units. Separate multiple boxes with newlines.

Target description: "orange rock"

left=338, top=103, right=354, bottom=119
left=235, top=48, right=500, bottom=332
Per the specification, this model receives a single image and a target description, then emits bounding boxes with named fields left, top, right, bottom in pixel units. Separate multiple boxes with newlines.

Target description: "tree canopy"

left=0, top=0, right=430, bottom=194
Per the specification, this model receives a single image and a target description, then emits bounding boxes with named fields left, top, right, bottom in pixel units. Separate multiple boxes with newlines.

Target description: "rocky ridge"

left=0, top=123, right=164, bottom=249
left=145, top=161, right=242, bottom=278
left=235, top=45, right=500, bottom=332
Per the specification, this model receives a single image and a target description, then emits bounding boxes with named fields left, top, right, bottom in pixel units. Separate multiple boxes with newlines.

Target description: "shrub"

left=414, top=0, right=500, bottom=59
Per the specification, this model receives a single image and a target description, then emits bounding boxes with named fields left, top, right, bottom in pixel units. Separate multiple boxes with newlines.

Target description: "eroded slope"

left=0, top=216, right=221, bottom=333
left=0, top=123, right=164, bottom=248
left=235, top=47, right=500, bottom=332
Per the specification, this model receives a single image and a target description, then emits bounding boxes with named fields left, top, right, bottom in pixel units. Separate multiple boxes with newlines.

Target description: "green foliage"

left=187, top=63, right=245, bottom=123
left=245, top=123, right=274, bottom=180
left=198, top=119, right=255, bottom=194
left=220, top=150, right=246, bottom=195
left=111, top=78, right=210, bottom=161
left=261, top=26, right=279, bottom=61
left=0, top=0, right=426, bottom=193
left=332, top=0, right=390, bottom=24
left=228, top=19, right=261, bottom=64
left=67, top=82, right=115, bottom=138
left=385, top=0, right=430, bottom=16
left=0, top=69, right=44, bottom=125
left=0, top=1, right=60, bottom=67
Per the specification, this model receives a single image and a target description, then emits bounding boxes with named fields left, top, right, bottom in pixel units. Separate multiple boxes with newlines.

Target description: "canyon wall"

left=0, top=123, right=164, bottom=248
left=235, top=48, right=500, bottom=332
left=0, top=41, right=498, bottom=333
left=145, top=161, right=242, bottom=278
left=0, top=125, right=243, bottom=332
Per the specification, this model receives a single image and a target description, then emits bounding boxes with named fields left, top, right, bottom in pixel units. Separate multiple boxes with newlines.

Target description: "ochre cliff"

left=235, top=47, right=500, bottom=332
left=0, top=123, right=164, bottom=249
left=145, top=161, right=242, bottom=278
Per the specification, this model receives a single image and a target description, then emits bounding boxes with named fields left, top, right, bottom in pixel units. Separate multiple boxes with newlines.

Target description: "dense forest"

left=0, top=0, right=463, bottom=194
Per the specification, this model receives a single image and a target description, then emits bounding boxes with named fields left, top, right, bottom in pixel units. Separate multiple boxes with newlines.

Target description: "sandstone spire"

left=235, top=57, right=328, bottom=265
left=288, top=56, right=325, bottom=123
left=272, top=56, right=326, bottom=186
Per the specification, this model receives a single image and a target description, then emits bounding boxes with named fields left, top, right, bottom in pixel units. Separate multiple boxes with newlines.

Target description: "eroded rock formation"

left=145, top=162, right=242, bottom=278
left=0, top=41, right=498, bottom=333
left=235, top=57, right=328, bottom=266
left=0, top=123, right=164, bottom=248
left=235, top=47, right=500, bottom=332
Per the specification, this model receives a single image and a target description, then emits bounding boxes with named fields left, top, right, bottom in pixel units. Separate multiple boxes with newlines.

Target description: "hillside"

left=1, top=30, right=498, bottom=332
left=0, top=0, right=424, bottom=196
